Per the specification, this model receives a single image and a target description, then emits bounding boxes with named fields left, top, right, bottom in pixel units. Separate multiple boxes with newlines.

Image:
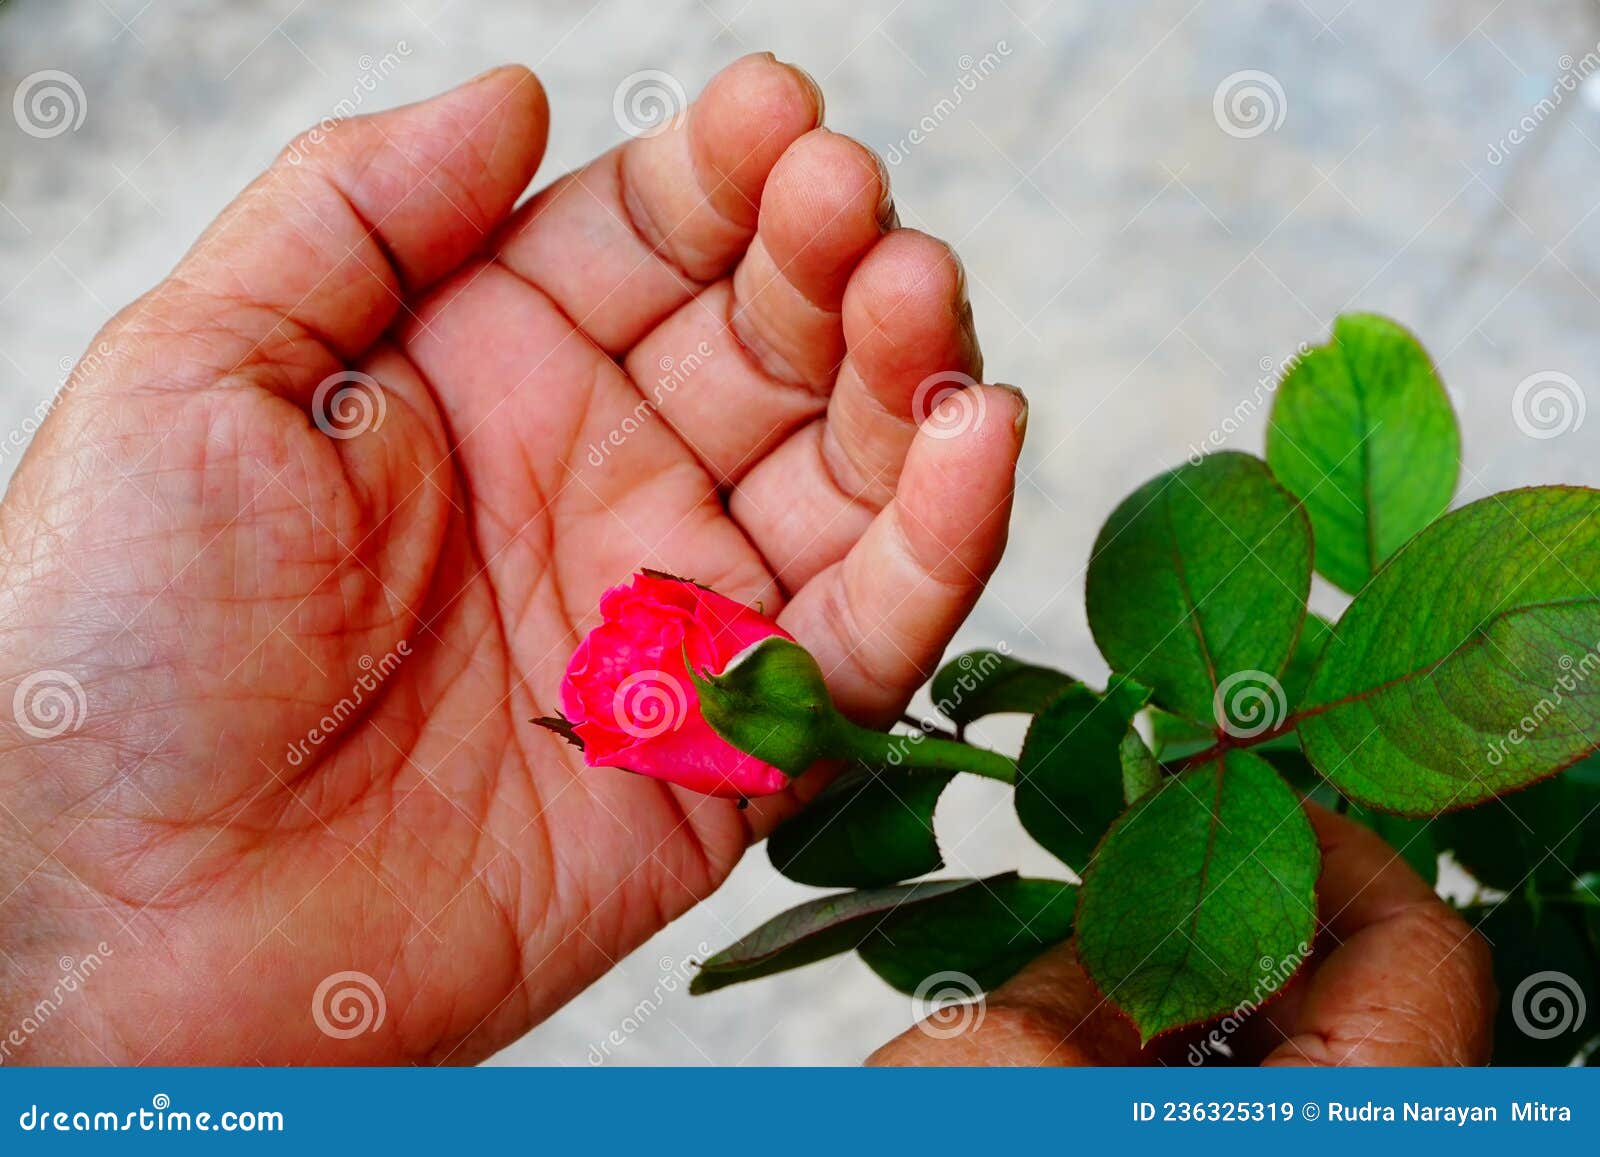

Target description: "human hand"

left=0, top=56, right=1021, bottom=1063
left=869, top=804, right=1496, bottom=1066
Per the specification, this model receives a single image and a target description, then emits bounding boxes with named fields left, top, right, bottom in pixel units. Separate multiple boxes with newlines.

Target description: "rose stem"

left=834, top=725, right=1017, bottom=785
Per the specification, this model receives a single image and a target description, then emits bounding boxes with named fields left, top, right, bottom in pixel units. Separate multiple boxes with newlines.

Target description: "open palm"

left=0, top=58, right=1021, bottom=1064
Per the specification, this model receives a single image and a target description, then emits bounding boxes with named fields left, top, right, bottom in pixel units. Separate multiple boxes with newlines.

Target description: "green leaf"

left=1570, top=748, right=1600, bottom=788
left=929, top=650, right=1078, bottom=726
left=1266, top=313, right=1460, bottom=594
left=1086, top=452, right=1312, bottom=725
left=1154, top=721, right=1312, bottom=784
left=1574, top=872, right=1600, bottom=907
left=1120, top=729, right=1162, bottom=805
left=1345, top=804, right=1439, bottom=887
left=1016, top=681, right=1151, bottom=872
left=690, top=877, right=986, bottom=995
left=1149, top=708, right=1213, bottom=760
left=858, top=876, right=1077, bottom=994
left=1075, top=751, right=1319, bottom=1042
left=1299, top=487, right=1600, bottom=813
left=1280, top=613, right=1334, bottom=708
left=767, top=764, right=952, bottom=888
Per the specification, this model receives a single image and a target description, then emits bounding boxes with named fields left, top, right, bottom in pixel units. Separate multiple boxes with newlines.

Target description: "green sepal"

left=689, top=637, right=846, bottom=777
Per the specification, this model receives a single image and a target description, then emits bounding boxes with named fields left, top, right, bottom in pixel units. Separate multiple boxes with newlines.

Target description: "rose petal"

left=584, top=708, right=790, bottom=798
left=684, top=588, right=792, bottom=673
left=558, top=571, right=798, bottom=798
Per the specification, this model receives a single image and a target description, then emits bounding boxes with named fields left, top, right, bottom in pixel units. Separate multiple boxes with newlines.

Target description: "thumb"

left=866, top=942, right=1153, bottom=1066
left=113, top=65, right=548, bottom=394
left=1258, top=805, right=1495, bottom=1066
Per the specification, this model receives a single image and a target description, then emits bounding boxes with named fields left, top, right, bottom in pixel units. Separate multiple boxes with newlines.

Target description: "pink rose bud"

left=549, top=572, right=797, bottom=799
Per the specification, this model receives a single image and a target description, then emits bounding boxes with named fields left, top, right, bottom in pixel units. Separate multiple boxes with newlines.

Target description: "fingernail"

left=465, top=64, right=513, bottom=87
left=994, top=382, right=1029, bottom=441
left=778, top=58, right=826, bottom=127
left=870, top=150, right=896, bottom=229
left=953, top=259, right=980, bottom=368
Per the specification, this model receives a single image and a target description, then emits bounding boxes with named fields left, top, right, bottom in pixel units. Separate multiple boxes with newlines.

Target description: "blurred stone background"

left=1, top=0, right=1597, bottom=1064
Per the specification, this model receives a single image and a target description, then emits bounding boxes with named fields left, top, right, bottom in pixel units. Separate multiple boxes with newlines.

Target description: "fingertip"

left=610, top=54, right=822, bottom=292
left=841, top=229, right=979, bottom=396
left=725, top=128, right=889, bottom=388
left=307, top=62, right=550, bottom=289
left=158, top=64, right=553, bottom=382
left=677, top=54, right=824, bottom=237
left=759, top=130, right=889, bottom=302
left=704, top=55, right=825, bottom=151
left=476, top=64, right=551, bottom=154
left=911, top=381, right=1027, bottom=471
left=994, top=381, right=1029, bottom=443
left=894, top=382, right=1023, bottom=583
left=377, top=63, right=550, bottom=185
left=846, top=229, right=964, bottom=310
left=465, top=63, right=549, bottom=116
left=812, top=231, right=982, bottom=508
left=777, top=58, right=826, bottom=128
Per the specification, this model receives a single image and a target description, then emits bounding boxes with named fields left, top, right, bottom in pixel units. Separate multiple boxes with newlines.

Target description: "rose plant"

left=544, top=573, right=1019, bottom=799
left=541, top=313, right=1600, bottom=1064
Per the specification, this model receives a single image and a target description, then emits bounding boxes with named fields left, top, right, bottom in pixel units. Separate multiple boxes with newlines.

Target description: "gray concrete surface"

left=2, top=0, right=1597, bottom=1064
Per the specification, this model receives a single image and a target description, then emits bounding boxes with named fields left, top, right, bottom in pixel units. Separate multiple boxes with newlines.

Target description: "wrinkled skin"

left=0, top=58, right=1019, bottom=1063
